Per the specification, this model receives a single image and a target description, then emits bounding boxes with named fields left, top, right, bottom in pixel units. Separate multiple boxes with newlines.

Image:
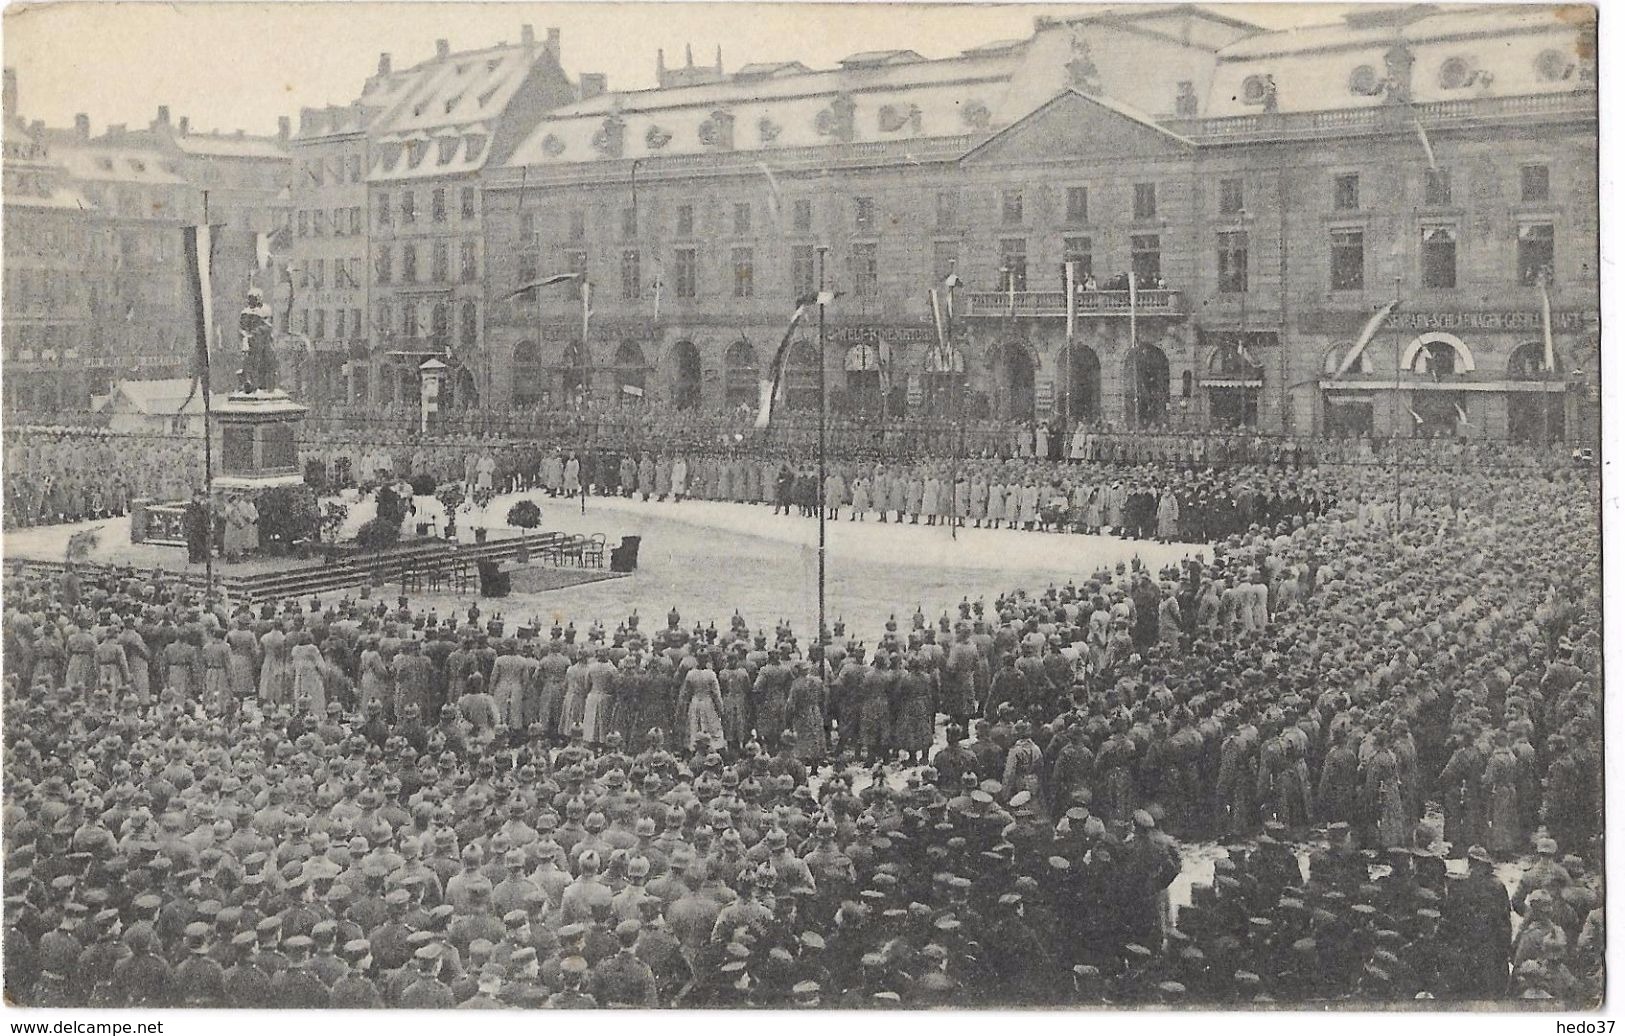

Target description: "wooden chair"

left=565, top=534, right=588, bottom=567
left=583, top=533, right=607, bottom=568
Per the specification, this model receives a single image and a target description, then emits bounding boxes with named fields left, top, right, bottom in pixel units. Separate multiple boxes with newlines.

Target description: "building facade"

left=2, top=72, right=291, bottom=412
left=290, top=103, right=374, bottom=404
left=482, top=3, right=1596, bottom=441
left=358, top=27, right=576, bottom=410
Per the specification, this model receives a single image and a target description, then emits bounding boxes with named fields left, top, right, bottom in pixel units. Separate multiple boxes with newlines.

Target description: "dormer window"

left=465, top=134, right=487, bottom=158
left=407, top=140, right=425, bottom=166
left=128, top=159, right=146, bottom=173
left=438, top=138, right=459, bottom=163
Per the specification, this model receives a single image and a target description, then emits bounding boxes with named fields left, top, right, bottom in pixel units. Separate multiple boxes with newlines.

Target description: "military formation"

left=0, top=427, right=1602, bottom=1008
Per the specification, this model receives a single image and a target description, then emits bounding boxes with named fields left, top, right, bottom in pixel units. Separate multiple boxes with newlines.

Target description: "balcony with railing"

left=960, top=288, right=1185, bottom=319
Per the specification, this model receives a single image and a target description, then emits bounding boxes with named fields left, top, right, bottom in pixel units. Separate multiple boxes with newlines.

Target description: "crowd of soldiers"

left=3, top=429, right=201, bottom=530
left=0, top=439, right=1602, bottom=1008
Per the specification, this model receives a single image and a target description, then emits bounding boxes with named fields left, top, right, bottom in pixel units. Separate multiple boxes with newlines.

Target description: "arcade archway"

left=1126, top=343, right=1170, bottom=427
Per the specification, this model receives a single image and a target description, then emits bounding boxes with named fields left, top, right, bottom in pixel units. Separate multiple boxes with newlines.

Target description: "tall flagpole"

left=816, top=246, right=829, bottom=664
left=201, top=191, right=216, bottom=599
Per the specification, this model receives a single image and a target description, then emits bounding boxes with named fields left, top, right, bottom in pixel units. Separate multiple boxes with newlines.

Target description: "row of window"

left=1327, top=223, right=1555, bottom=291
left=295, top=306, right=365, bottom=342
left=373, top=241, right=479, bottom=285
left=374, top=187, right=479, bottom=227
left=363, top=300, right=479, bottom=347
left=502, top=219, right=1557, bottom=304
left=294, top=257, right=365, bottom=291
left=303, top=154, right=365, bottom=187
left=296, top=208, right=363, bottom=238
left=517, top=162, right=1554, bottom=259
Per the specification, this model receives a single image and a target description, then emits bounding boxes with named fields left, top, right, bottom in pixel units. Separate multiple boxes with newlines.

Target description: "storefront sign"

left=1300, top=309, right=1597, bottom=334
left=825, top=324, right=936, bottom=346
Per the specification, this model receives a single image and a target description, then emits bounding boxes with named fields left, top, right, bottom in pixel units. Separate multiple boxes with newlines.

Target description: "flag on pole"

left=1333, top=297, right=1400, bottom=378
left=1127, top=271, right=1139, bottom=351
left=929, top=288, right=949, bottom=368
left=943, top=268, right=960, bottom=323
left=877, top=339, right=893, bottom=394
left=1539, top=274, right=1556, bottom=371
left=1454, top=402, right=1471, bottom=427
left=652, top=257, right=664, bottom=320
left=755, top=294, right=819, bottom=430
left=179, top=223, right=222, bottom=410
left=1413, top=116, right=1437, bottom=171
left=498, top=271, right=581, bottom=302
left=1409, top=407, right=1425, bottom=426
left=1006, top=270, right=1017, bottom=315
left=582, top=279, right=593, bottom=341
left=1064, top=261, right=1078, bottom=339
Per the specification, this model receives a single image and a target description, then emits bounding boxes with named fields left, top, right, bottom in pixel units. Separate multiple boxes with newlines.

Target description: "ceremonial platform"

left=4, top=520, right=621, bottom=604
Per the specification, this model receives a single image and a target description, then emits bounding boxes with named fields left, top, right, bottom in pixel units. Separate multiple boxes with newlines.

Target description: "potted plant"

left=435, top=484, right=466, bottom=541
left=506, top=500, right=541, bottom=560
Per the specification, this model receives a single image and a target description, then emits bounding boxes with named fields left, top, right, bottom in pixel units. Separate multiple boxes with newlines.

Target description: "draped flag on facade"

left=1334, top=297, right=1400, bottom=378
left=757, top=161, right=784, bottom=230
left=755, top=294, right=819, bottom=430
left=178, top=223, right=222, bottom=412
left=652, top=257, right=664, bottom=320
left=1454, top=402, right=1472, bottom=427
left=1413, top=116, right=1438, bottom=171
left=254, top=230, right=273, bottom=272
left=1539, top=275, right=1556, bottom=371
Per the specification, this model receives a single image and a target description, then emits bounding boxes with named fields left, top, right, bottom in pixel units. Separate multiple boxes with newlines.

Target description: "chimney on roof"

left=156, top=104, right=170, bottom=127
left=545, top=27, right=561, bottom=63
left=278, top=115, right=290, bottom=142
left=75, top=113, right=89, bottom=140
left=657, top=48, right=666, bottom=81
left=580, top=73, right=608, bottom=100
left=378, top=52, right=392, bottom=75
left=436, top=38, right=450, bottom=60
left=716, top=45, right=723, bottom=74
left=30, top=119, right=42, bottom=137
left=521, top=23, right=534, bottom=47
left=107, top=123, right=126, bottom=141
left=685, top=43, right=694, bottom=68
left=179, top=116, right=190, bottom=136
left=3, top=68, right=17, bottom=119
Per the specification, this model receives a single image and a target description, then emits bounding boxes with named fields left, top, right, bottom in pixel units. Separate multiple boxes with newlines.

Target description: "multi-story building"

left=290, top=102, right=375, bottom=403
left=2, top=73, right=95, bottom=411
left=2, top=72, right=291, bottom=412
left=484, top=3, right=1596, bottom=442
left=359, top=26, right=576, bottom=408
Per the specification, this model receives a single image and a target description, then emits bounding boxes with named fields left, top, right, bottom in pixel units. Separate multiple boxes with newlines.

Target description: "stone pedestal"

left=211, top=390, right=308, bottom=490
left=210, top=390, right=315, bottom=557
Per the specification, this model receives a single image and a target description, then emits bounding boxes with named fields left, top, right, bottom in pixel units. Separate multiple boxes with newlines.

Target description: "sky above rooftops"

left=4, top=1, right=1362, bottom=137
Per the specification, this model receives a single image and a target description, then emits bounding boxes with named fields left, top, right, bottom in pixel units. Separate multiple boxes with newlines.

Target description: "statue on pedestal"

left=239, top=289, right=278, bottom=393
